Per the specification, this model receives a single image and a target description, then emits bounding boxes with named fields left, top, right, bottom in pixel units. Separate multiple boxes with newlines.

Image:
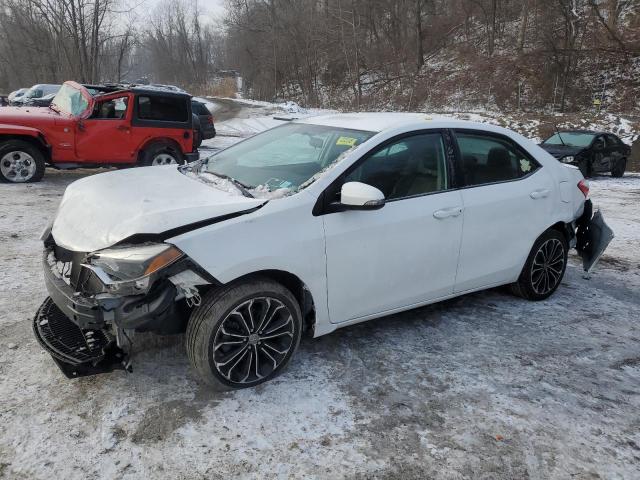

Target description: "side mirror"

left=339, top=182, right=385, bottom=210
left=78, top=119, right=85, bottom=131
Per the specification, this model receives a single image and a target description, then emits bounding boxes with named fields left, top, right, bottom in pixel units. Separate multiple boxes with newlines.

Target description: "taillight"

left=207, top=115, right=214, bottom=125
left=577, top=179, right=589, bottom=198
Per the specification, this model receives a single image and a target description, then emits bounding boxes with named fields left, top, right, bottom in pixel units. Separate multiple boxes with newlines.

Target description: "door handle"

left=116, top=125, right=130, bottom=132
left=433, top=207, right=463, bottom=219
left=530, top=189, right=550, bottom=199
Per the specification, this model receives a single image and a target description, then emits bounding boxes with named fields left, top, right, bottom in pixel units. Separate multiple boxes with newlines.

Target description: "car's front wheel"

left=0, top=140, right=45, bottom=183
left=511, top=229, right=568, bottom=301
left=611, top=157, right=626, bottom=178
left=186, top=278, right=302, bottom=390
left=578, top=158, right=592, bottom=178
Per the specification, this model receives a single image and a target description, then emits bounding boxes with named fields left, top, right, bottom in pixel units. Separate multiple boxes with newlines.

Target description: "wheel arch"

left=211, top=269, right=317, bottom=336
left=0, top=134, right=51, bottom=161
left=548, top=221, right=573, bottom=245
left=136, top=137, right=184, bottom=163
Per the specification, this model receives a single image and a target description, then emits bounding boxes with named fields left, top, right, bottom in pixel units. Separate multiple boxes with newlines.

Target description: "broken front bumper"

left=576, top=199, right=615, bottom=274
left=33, top=298, right=128, bottom=378
left=35, top=249, right=189, bottom=378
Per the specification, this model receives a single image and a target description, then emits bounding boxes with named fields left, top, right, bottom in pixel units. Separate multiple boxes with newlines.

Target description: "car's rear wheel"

left=186, top=278, right=302, bottom=390
left=611, top=158, right=626, bottom=178
left=0, top=140, right=45, bottom=183
left=511, top=229, right=568, bottom=301
left=139, top=141, right=185, bottom=167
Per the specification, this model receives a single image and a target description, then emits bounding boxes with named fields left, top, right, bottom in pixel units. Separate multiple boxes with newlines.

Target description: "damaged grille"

left=33, top=297, right=112, bottom=365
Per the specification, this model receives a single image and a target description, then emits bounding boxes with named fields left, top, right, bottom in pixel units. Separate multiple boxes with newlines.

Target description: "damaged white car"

left=34, top=114, right=613, bottom=390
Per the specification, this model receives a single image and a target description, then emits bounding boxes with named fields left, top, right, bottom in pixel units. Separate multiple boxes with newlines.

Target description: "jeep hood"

left=0, top=106, right=61, bottom=127
left=51, top=166, right=266, bottom=252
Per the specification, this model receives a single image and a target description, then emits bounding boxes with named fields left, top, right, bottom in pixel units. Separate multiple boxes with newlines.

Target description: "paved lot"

left=0, top=136, right=639, bottom=478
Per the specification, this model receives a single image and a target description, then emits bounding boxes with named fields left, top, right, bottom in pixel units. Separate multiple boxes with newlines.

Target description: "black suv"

left=540, top=130, right=630, bottom=178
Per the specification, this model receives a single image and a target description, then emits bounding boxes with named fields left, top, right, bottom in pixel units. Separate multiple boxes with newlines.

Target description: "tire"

left=578, top=158, right=592, bottom=178
left=611, top=158, right=626, bottom=178
left=510, top=229, right=568, bottom=301
left=0, top=140, right=45, bottom=183
left=139, top=141, right=185, bottom=167
left=186, top=277, right=302, bottom=390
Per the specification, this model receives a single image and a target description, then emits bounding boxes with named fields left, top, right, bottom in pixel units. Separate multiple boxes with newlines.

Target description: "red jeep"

left=0, top=81, right=198, bottom=183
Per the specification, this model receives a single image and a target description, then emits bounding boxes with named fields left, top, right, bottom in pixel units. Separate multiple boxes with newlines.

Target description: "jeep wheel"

left=611, top=158, right=626, bottom=178
left=186, top=278, right=302, bottom=390
left=0, top=140, right=45, bottom=183
left=140, top=142, right=185, bottom=167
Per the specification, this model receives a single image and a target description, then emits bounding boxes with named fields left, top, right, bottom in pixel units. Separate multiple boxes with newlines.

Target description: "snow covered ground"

left=1, top=101, right=639, bottom=479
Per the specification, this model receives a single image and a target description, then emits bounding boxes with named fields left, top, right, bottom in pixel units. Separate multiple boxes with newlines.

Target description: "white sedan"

left=35, top=113, right=610, bottom=389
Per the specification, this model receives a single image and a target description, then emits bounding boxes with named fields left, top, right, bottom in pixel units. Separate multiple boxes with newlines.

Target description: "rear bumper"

left=576, top=199, right=614, bottom=273
left=202, top=126, right=216, bottom=139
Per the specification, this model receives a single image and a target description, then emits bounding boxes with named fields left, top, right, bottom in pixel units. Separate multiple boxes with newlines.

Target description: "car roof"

left=555, top=129, right=608, bottom=135
left=295, top=112, right=512, bottom=134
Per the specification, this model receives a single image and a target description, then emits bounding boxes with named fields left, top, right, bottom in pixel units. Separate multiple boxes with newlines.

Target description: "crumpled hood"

left=539, top=144, right=584, bottom=159
left=51, top=166, right=266, bottom=252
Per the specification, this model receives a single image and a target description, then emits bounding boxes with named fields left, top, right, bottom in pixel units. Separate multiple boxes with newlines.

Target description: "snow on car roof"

left=295, top=112, right=511, bottom=134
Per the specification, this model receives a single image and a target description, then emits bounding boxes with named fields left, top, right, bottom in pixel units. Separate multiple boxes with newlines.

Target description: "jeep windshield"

left=543, top=132, right=595, bottom=148
left=204, top=123, right=374, bottom=195
left=50, top=83, right=91, bottom=116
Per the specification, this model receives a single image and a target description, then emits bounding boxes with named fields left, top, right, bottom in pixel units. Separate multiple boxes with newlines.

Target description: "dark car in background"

left=191, top=100, right=216, bottom=147
left=540, top=130, right=630, bottom=178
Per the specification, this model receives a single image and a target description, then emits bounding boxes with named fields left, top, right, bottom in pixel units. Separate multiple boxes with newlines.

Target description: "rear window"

left=137, top=95, right=188, bottom=122
left=192, top=102, right=210, bottom=115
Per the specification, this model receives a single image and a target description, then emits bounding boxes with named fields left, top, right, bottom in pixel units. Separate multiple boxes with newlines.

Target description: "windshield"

left=205, top=123, right=375, bottom=194
left=51, top=83, right=89, bottom=116
left=543, top=132, right=595, bottom=148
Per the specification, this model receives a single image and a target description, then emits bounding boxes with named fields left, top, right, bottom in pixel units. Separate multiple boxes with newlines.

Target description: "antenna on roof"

left=554, top=124, right=566, bottom=146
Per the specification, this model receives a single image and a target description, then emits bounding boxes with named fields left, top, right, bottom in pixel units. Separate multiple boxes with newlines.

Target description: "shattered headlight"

left=561, top=155, right=575, bottom=163
left=83, top=243, right=183, bottom=295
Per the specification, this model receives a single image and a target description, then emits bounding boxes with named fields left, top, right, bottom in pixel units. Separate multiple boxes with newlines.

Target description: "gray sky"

left=143, top=0, right=227, bottom=22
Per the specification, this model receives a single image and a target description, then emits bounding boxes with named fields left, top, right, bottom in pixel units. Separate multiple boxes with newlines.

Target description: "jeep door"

left=452, top=130, right=554, bottom=292
left=75, top=93, right=135, bottom=163
left=321, top=131, right=464, bottom=323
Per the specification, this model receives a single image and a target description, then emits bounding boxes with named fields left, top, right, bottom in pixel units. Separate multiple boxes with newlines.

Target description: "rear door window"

left=455, top=132, right=539, bottom=186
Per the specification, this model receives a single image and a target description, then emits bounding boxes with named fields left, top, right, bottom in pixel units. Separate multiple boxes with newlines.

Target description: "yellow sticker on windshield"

left=336, top=136, right=357, bottom=147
